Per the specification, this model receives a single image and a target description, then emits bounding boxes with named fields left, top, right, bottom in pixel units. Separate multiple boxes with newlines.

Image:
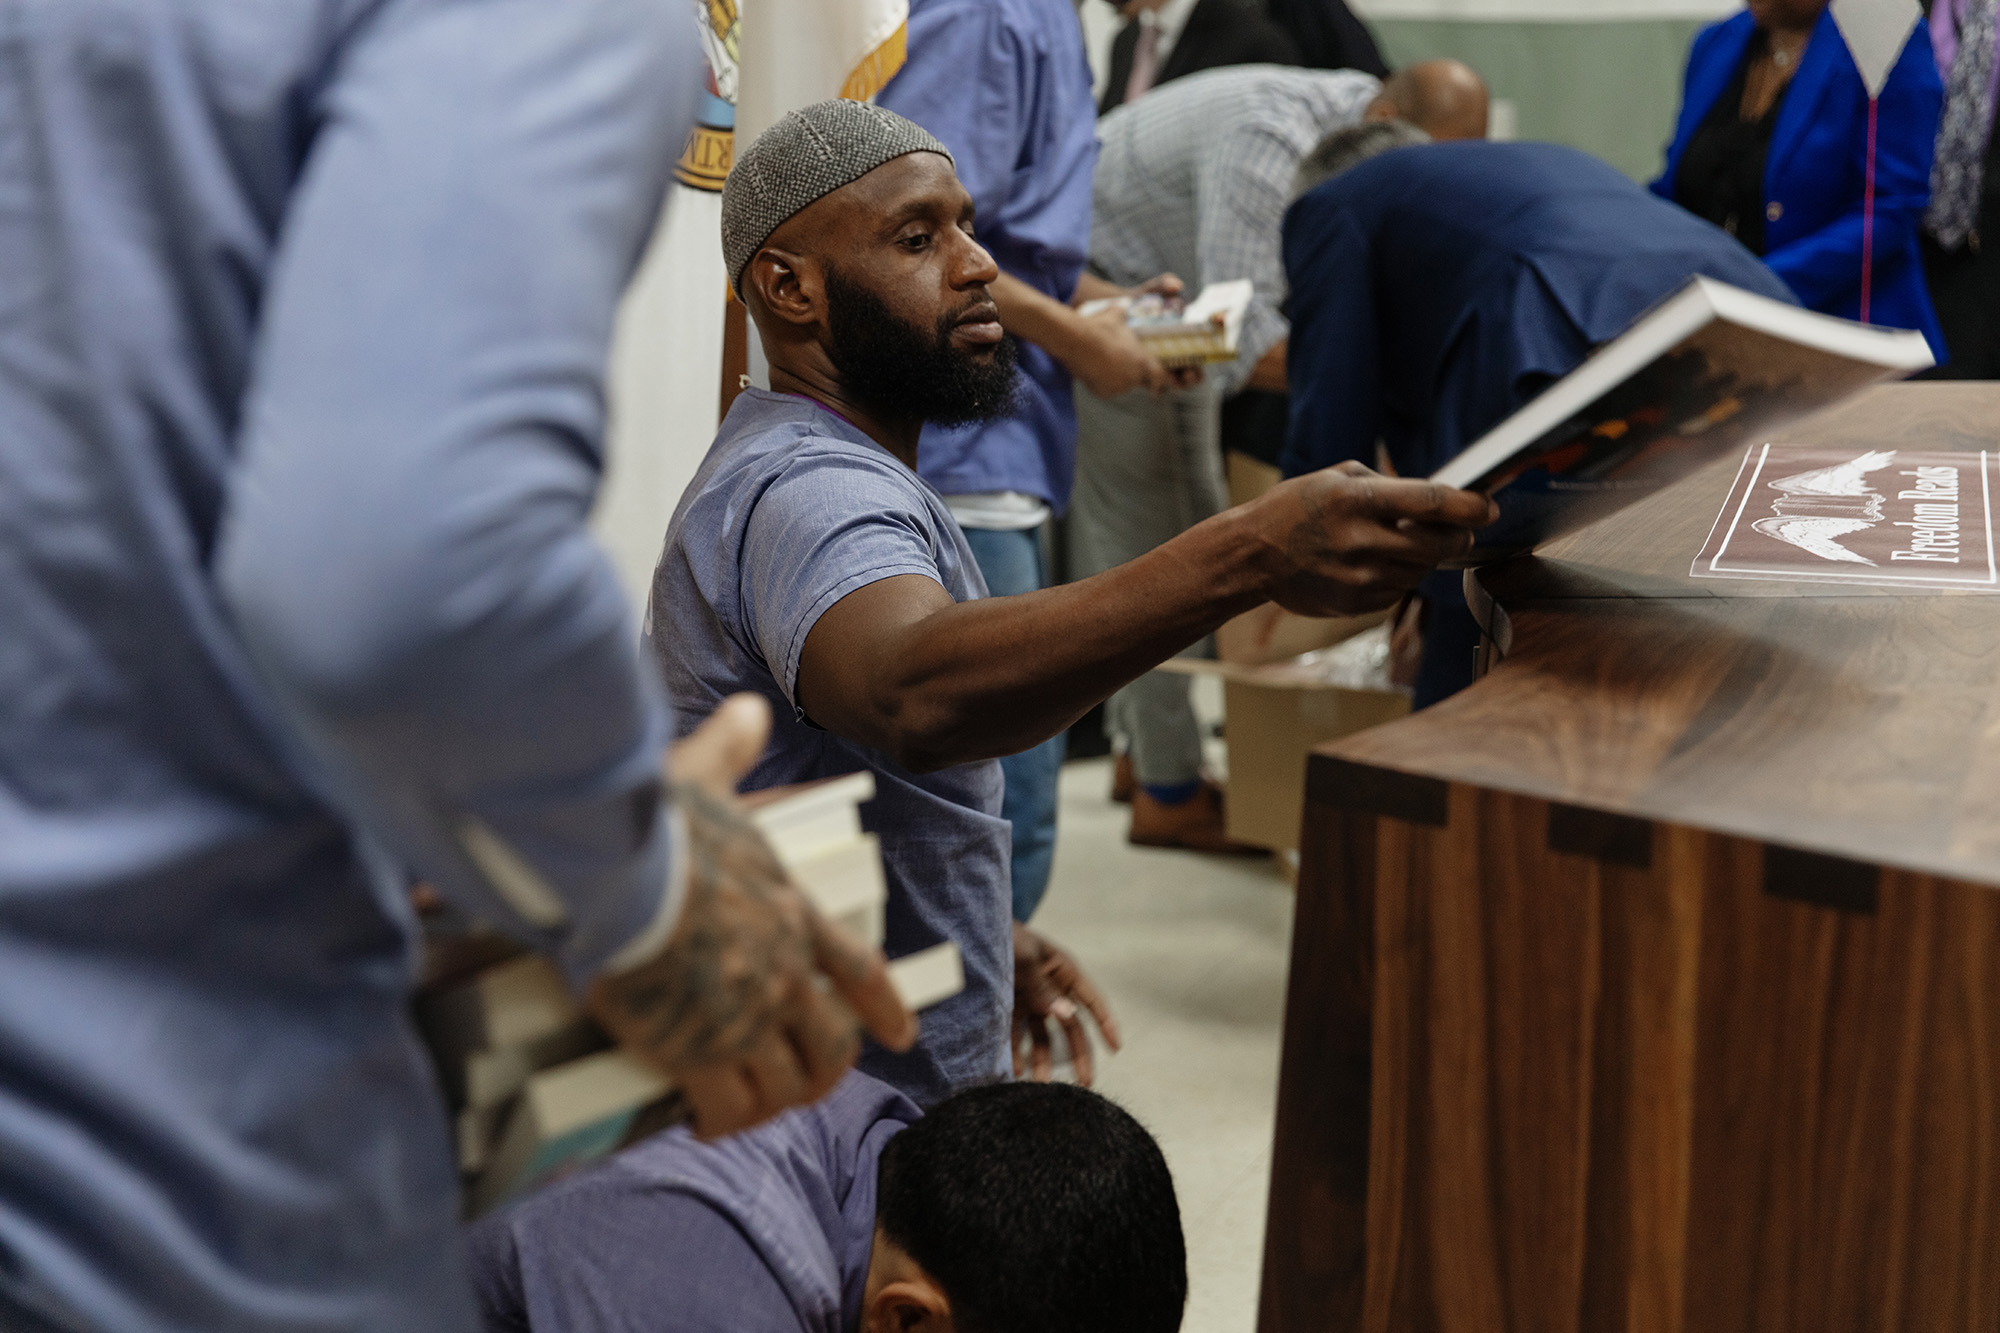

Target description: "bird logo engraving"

left=1750, top=515, right=1879, bottom=564
left=1752, top=450, right=1897, bottom=564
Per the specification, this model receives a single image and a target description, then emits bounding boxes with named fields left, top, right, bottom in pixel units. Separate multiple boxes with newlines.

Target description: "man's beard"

left=823, top=268, right=1020, bottom=427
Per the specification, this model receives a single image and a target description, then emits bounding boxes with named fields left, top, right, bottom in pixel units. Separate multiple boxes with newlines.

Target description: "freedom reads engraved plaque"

left=1693, top=444, right=1999, bottom=590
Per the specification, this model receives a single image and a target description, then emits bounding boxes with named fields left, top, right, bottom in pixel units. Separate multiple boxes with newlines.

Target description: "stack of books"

left=419, top=771, right=961, bottom=1216
left=745, top=772, right=886, bottom=945
left=744, top=771, right=963, bottom=1005
left=418, top=952, right=610, bottom=1179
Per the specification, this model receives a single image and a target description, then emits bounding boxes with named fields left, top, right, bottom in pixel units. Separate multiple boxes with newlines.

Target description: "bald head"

left=1366, top=59, right=1490, bottom=141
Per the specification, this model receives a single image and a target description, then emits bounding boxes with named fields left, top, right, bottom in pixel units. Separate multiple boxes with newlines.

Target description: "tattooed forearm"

left=592, top=780, right=812, bottom=1071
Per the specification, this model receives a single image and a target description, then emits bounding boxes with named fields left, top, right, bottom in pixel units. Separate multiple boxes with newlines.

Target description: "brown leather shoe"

left=1110, top=753, right=1136, bottom=804
left=1128, top=780, right=1264, bottom=855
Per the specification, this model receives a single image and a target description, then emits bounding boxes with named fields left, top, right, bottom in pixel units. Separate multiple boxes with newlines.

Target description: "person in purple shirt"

left=467, top=1074, right=1186, bottom=1333
left=878, top=0, right=1188, bottom=924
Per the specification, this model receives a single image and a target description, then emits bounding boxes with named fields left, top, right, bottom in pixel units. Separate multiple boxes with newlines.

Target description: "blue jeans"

left=1414, top=569, right=1481, bottom=710
left=958, top=525, right=1063, bottom=922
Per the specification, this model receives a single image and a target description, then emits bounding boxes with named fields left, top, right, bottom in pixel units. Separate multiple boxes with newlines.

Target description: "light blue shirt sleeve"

left=216, top=0, right=700, bottom=982
left=876, top=0, right=1095, bottom=300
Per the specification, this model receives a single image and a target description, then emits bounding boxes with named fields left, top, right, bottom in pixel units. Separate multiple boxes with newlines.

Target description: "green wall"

left=1373, top=18, right=1712, bottom=179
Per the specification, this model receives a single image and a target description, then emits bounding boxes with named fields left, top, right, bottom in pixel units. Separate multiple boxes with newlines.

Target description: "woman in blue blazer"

left=1654, top=0, right=1946, bottom=358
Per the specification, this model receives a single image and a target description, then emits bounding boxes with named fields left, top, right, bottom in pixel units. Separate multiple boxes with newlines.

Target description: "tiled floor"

left=1029, top=755, right=1293, bottom=1333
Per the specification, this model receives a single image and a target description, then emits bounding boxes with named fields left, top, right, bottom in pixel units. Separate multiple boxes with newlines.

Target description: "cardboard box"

left=1160, top=657, right=1408, bottom=854
left=1221, top=673, right=1407, bottom=851
left=1226, top=451, right=1283, bottom=509
left=1216, top=451, right=1387, bottom=667
left=1215, top=601, right=1387, bottom=667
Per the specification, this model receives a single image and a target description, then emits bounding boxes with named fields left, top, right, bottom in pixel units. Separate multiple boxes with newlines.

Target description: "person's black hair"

left=1291, top=119, right=1430, bottom=201
left=875, top=1081, right=1186, bottom=1333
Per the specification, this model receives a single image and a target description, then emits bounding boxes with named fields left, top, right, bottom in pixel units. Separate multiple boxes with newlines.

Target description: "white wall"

left=1352, top=0, right=1733, bottom=15
left=590, top=186, right=727, bottom=609
left=1074, top=0, right=1739, bottom=79
left=1080, top=0, right=1123, bottom=101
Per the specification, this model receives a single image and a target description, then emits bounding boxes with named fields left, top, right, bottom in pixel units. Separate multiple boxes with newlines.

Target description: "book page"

left=1462, top=321, right=1910, bottom=560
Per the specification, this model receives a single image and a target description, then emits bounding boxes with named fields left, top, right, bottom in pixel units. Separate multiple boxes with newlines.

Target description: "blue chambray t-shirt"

left=467, top=1071, right=918, bottom=1333
left=646, top=390, right=1011, bottom=1105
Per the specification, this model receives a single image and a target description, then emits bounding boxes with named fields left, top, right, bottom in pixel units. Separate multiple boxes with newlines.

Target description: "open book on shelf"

left=1431, top=277, right=1935, bottom=561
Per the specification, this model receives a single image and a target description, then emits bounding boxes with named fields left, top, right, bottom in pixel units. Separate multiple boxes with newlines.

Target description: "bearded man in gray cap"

left=647, top=100, right=1496, bottom=1105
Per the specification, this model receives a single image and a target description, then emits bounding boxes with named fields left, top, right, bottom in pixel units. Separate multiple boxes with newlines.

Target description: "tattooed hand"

left=589, top=695, right=915, bottom=1139
left=1012, top=921, right=1121, bottom=1086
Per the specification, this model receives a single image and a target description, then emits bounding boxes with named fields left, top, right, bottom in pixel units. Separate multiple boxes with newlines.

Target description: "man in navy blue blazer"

left=1281, top=131, right=1794, bottom=706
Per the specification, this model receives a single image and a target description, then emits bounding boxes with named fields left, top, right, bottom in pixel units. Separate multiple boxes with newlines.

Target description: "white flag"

left=591, top=0, right=740, bottom=604
left=735, top=0, right=910, bottom=146
left=728, top=0, right=911, bottom=390
left=1830, top=0, right=1923, bottom=98
left=592, top=0, right=916, bottom=602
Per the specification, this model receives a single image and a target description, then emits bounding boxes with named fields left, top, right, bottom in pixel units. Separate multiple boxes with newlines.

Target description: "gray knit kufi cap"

left=721, top=99, right=954, bottom=296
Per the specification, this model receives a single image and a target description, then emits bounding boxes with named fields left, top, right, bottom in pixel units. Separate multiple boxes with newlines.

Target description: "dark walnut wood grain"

left=1259, top=385, right=2000, bottom=1333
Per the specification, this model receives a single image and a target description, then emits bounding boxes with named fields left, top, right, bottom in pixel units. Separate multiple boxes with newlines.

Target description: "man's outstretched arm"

left=796, top=465, right=1494, bottom=771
